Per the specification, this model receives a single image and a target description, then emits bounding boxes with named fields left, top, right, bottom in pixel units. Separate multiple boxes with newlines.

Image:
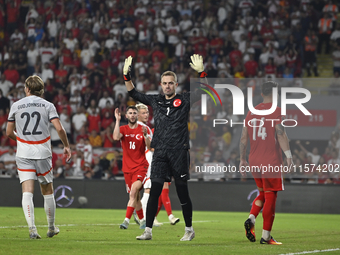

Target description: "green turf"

left=0, top=207, right=339, bottom=255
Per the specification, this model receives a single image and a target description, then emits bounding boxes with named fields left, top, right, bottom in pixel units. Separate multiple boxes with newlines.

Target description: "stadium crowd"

left=0, top=0, right=340, bottom=183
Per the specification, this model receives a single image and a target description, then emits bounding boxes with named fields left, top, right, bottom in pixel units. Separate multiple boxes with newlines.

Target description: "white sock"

left=249, top=214, right=256, bottom=224
left=145, top=227, right=152, bottom=233
left=124, top=218, right=130, bottom=223
left=168, top=214, right=174, bottom=220
left=22, top=192, right=35, bottom=229
left=141, top=193, right=149, bottom=219
left=262, top=230, right=271, bottom=241
left=185, top=226, right=193, bottom=232
left=43, top=194, right=56, bottom=229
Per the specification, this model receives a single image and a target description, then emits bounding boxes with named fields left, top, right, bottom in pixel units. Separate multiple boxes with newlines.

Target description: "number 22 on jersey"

left=250, top=118, right=267, bottom=141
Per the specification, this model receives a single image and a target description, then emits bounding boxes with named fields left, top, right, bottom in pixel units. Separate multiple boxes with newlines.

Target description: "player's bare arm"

left=142, top=126, right=151, bottom=151
left=6, top=121, right=17, bottom=141
left=123, top=56, right=135, bottom=91
left=275, top=123, right=294, bottom=167
left=113, top=108, right=123, bottom=141
left=239, top=126, right=249, bottom=176
left=51, top=118, right=72, bottom=162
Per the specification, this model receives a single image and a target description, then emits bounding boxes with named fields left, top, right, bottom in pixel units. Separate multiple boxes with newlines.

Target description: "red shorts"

left=254, top=177, right=284, bottom=191
left=251, top=164, right=284, bottom=191
left=124, top=167, right=147, bottom=193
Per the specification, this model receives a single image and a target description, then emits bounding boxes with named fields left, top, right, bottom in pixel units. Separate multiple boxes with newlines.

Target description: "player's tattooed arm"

left=275, top=123, right=291, bottom=152
left=239, top=127, right=248, bottom=160
left=275, top=123, right=285, bottom=136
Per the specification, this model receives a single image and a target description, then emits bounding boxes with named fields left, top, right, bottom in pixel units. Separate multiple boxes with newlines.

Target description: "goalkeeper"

left=122, top=54, right=207, bottom=241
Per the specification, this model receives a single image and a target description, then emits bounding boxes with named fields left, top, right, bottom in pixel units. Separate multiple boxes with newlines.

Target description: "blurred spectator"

left=0, top=75, right=13, bottom=97
left=304, top=29, right=318, bottom=77
left=59, top=107, right=72, bottom=143
left=330, top=23, right=340, bottom=47
left=318, top=14, right=333, bottom=54
left=83, top=138, right=93, bottom=168
left=89, top=130, right=102, bottom=148
left=332, top=45, right=340, bottom=74
left=39, top=41, right=56, bottom=65
left=41, top=63, right=54, bottom=83
left=3, top=63, right=19, bottom=86
left=10, top=29, right=24, bottom=44
left=69, top=90, right=82, bottom=113
left=54, top=159, right=65, bottom=179
left=92, top=157, right=103, bottom=179
left=72, top=107, right=87, bottom=142
left=244, top=53, right=258, bottom=77
left=0, top=147, right=16, bottom=177
left=296, top=141, right=321, bottom=165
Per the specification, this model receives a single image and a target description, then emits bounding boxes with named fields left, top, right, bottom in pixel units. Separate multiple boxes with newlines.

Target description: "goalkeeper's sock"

left=262, top=191, right=277, bottom=232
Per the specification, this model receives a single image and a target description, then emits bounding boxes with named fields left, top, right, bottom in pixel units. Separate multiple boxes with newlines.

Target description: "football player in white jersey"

left=135, top=103, right=179, bottom=226
left=6, top=75, right=71, bottom=239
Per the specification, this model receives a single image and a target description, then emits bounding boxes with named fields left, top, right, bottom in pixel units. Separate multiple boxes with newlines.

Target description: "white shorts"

left=16, top=157, right=53, bottom=184
left=143, top=177, right=151, bottom=189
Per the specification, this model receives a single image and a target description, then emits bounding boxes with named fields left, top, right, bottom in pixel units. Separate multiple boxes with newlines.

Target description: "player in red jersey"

left=239, top=81, right=293, bottom=245
left=113, top=106, right=150, bottom=230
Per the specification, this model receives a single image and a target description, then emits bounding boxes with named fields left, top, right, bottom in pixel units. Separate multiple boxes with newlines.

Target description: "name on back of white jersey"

left=18, top=103, right=45, bottom=109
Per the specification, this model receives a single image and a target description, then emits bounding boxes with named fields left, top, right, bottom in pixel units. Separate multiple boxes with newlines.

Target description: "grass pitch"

left=0, top=207, right=339, bottom=255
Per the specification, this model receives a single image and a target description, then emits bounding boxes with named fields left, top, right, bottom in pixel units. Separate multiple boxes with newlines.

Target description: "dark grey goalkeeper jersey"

left=129, top=88, right=201, bottom=150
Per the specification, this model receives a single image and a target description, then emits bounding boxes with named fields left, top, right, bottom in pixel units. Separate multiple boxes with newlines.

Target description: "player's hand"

left=189, top=54, right=204, bottom=73
left=64, top=147, right=72, bottom=162
left=239, top=159, right=249, bottom=177
left=123, top=56, right=133, bottom=75
left=114, top=108, right=121, bottom=121
left=142, top=126, right=148, bottom=137
left=286, top=157, right=294, bottom=172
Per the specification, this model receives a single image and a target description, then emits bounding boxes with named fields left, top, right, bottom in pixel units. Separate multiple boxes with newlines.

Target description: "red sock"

left=250, top=191, right=265, bottom=217
left=136, top=208, right=144, bottom=220
left=262, top=191, right=277, bottom=231
left=156, top=195, right=162, bottom=216
left=125, top=206, right=134, bottom=219
left=161, top=188, right=172, bottom=216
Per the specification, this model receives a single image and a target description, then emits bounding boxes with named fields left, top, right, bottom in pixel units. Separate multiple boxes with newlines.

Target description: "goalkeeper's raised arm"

left=123, top=56, right=135, bottom=91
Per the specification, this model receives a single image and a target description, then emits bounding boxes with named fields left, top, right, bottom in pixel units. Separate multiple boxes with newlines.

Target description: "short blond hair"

left=161, top=71, right=177, bottom=83
left=25, top=75, right=44, bottom=96
left=135, top=103, right=148, bottom=111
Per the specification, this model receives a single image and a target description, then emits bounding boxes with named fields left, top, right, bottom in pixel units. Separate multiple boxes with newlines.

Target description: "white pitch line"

left=0, top=220, right=217, bottom=229
left=279, top=248, right=340, bottom=255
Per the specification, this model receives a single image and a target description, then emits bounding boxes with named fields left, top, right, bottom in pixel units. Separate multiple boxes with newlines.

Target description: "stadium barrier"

left=1, top=178, right=339, bottom=214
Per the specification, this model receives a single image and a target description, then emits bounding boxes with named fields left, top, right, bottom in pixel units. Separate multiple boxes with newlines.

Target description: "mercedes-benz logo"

left=54, top=185, right=75, bottom=208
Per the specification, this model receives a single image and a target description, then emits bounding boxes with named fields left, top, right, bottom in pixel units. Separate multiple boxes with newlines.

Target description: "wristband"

left=284, top=150, right=292, bottom=158
left=198, top=71, right=207, bottom=78
left=123, top=73, right=131, bottom=81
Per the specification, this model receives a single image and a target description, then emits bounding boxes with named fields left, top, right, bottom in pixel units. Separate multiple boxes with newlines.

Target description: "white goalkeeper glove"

left=190, top=54, right=204, bottom=73
left=123, top=56, right=133, bottom=81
